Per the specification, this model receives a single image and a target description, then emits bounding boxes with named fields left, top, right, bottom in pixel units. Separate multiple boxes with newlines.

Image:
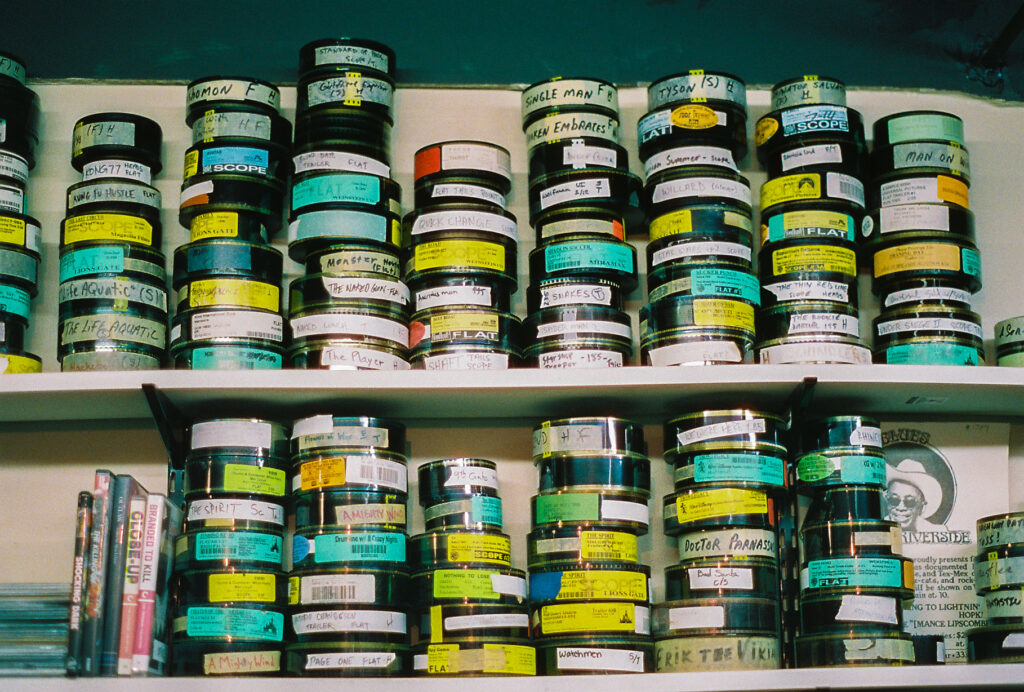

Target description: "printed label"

left=873, top=242, right=962, bottom=276
left=185, top=607, right=283, bottom=641
left=679, top=528, right=777, bottom=561
left=676, top=488, right=768, bottom=523
left=63, top=213, right=153, bottom=245
left=313, top=532, right=406, bottom=564
left=578, top=532, right=637, bottom=561
left=186, top=279, right=279, bottom=311
left=690, top=453, right=786, bottom=486
left=292, top=173, right=381, bottom=208
left=693, top=298, right=755, bottom=331
left=223, top=464, right=285, bottom=496
left=534, top=493, right=599, bottom=523
left=194, top=532, right=282, bottom=563
left=291, top=609, right=406, bottom=634
left=772, top=245, right=856, bottom=276
left=208, top=573, right=276, bottom=602
left=780, top=105, right=849, bottom=136
left=0, top=284, right=30, bottom=320
left=190, top=311, right=283, bottom=342
left=413, top=239, right=505, bottom=272
left=879, top=176, right=968, bottom=208
left=765, top=210, right=853, bottom=242
left=446, top=534, right=511, bottom=565
left=543, top=241, right=633, bottom=273
left=556, top=647, right=644, bottom=672
left=187, top=499, right=284, bottom=525
left=424, top=496, right=503, bottom=525
left=0, top=183, right=22, bottom=213
left=761, top=173, right=822, bottom=208
left=877, top=204, right=951, bottom=234
left=299, top=574, right=375, bottom=604
left=539, top=177, right=610, bottom=209
left=530, top=570, right=647, bottom=601
left=0, top=215, right=28, bottom=247
left=440, top=142, right=512, bottom=177
left=826, top=172, right=865, bottom=206
left=411, top=209, right=517, bottom=239
left=432, top=569, right=525, bottom=600
left=802, top=557, right=904, bottom=589
left=60, top=314, right=165, bottom=348
left=796, top=453, right=887, bottom=484
left=670, top=104, right=723, bottom=129
left=541, top=603, right=649, bottom=635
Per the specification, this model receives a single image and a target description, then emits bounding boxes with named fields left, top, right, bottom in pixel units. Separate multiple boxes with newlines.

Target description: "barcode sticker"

left=345, top=456, right=408, bottom=491
left=299, top=574, right=375, bottom=604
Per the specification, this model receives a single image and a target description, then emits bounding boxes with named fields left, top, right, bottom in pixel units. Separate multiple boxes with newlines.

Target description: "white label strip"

left=293, top=150, right=390, bottom=177
left=677, top=418, right=766, bottom=446
left=444, top=466, right=499, bottom=489
left=291, top=610, right=406, bottom=634
left=441, top=143, right=512, bottom=178
left=878, top=204, right=950, bottom=233
left=651, top=176, right=750, bottom=205
left=322, top=277, right=409, bottom=304
left=423, top=352, right=509, bottom=370
left=186, top=499, right=284, bottom=525
left=305, top=652, right=396, bottom=670
left=320, top=346, right=410, bottom=371
left=687, top=567, right=754, bottom=590
left=836, top=595, right=899, bottom=625
left=539, top=178, right=610, bottom=210
left=410, top=209, right=517, bottom=239
left=445, top=613, right=529, bottom=631
left=876, top=318, right=982, bottom=338
left=190, top=420, right=273, bottom=450
left=536, top=320, right=632, bottom=338
left=884, top=286, right=970, bottom=307
left=344, top=456, right=408, bottom=492
left=849, top=426, right=882, bottom=447
left=644, top=145, right=737, bottom=177
left=668, top=605, right=725, bottom=630
left=649, top=340, right=743, bottom=366
left=651, top=241, right=751, bottom=266
left=300, top=574, right=376, bottom=604
left=192, top=310, right=283, bottom=341
left=539, top=350, right=624, bottom=369
left=290, top=313, right=408, bottom=343
left=432, top=183, right=505, bottom=208
left=780, top=144, right=842, bottom=172
left=826, top=172, right=865, bottom=206
left=491, top=574, right=527, bottom=598
left=758, top=342, right=871, bottom=364
left=763, top=280, right=849, bottom=303
left=789, top=313, right=860, bottom=337
left=556, top=647, right=644, bottom=672
left=601, top=499, right=649, bottom=524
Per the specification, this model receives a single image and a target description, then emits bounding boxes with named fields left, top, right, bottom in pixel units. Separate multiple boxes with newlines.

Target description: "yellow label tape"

left=676, top=488, right=768, bottom=523
left=207, top=573, right=276, bottom=602
left=414, top=240, right=505, bottom=272
left=187, top=279, right=279, bottom=310
left=299, top=457, right=346, bottom=491
left=446, top=533, right=511, bottom=565
left=63, top=213, right=153, bottom=245
left=873, top=242, right=960, bottom=277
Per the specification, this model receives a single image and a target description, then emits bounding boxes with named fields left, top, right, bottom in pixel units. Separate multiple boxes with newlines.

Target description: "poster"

left=882, top=422, right=1010, bottom=662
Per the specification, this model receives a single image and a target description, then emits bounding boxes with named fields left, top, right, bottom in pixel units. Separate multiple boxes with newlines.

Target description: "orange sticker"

left=936, top=175, right=969, bottom=209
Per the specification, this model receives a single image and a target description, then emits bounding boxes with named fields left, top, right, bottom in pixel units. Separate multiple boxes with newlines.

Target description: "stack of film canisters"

left=638, top=70, right=758, bottom=366
left=793, top=415, right=916, bottom=667
left=172, top=76, right=290, bottom=369
left=172, top=418, right=290, bottom=676
left=967, top=511, right=1024, bottom=663
left=405, top=141, right=520, bottom=370
left=287, top=415, right=410, bottom=676
left=0, top=52, right=40, bottom=374
left=754, top=75, right=870, bottom=365
left=528, top=417, right=653, bottom=674
left=864, top=110, right=983, bottom=365
left=656, top=409, right=784, bottom=672
left=287, top=39, right=409, bottom=371
left=410, top=458, right=535, bottom=676
left=520, top=77, right=641, bottom=369
left=58, top=111, right=167, bottom=371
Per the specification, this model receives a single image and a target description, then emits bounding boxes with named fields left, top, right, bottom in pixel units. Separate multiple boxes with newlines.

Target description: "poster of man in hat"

left=882, top=422, right=1009, bottom=662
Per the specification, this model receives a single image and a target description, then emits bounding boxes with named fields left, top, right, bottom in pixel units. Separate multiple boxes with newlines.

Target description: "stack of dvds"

left=287, top=39, right=408, bottom=370
left=0, top=51, right=41, bottom=374
left=0, top=584, right=69, bottom=676
left=406, top=142, right=521, bottom=370
left=287, top=415, right=410, bottom=676
left=65, top=471, right=179, bottom=677
left=171, top=76, right=289, bottom=369
left=754, top=75, right=870, bottom=365
left=59, top=112, right=167, bottom=371
left=656, top=409, right=784, bottom=672
left=410, top=458, right=534, bottom=676
left=792, top=415, right=915, bottom=667
left=173, top=418, right=290, bottom=676
left=520, top=77, right=640, bottom=369
left=967, top=511, right=1024, bottom=663
left=865, top=111, right=983, bottom=365
left=637, top=70, right=756, bottom=366
left=528, top=417, right=652, bottom=674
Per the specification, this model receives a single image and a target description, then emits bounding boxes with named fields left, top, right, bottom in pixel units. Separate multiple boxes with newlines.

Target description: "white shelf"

left=1, top=365, right=1024, bottom=424
left=4, top=664, right=1024, bottom=690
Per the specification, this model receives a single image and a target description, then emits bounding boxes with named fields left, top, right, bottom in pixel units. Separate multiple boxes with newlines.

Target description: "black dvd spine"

left=65, top=491, right=93, bottom=676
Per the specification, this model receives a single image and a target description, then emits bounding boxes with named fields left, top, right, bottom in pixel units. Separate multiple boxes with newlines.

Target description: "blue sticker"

left=528, top=571, right=565, bottom=602
left=885, top=343, right=978, bottom=366
left=805, top=557, right=903, bottom=589
left=291, top=535, right=311, bottom=563
left=471, top=496, right=503, bottom=525
left=203, top=146, right=269, bottom=167
left=185, top=606, right=283, bottom=641
left=291, top=208, right=389, bottom=243
left=314, top=532, right=406, bottom=563
left=0, top=284, right=31, bottom=320
left=690, top=268, right=761, bottom=305
left=765, top=212, right=854, bottom=243
left=292, top=173, right=381, bottom=208
left=837, top=455, right=889, bottom=484
left=195, top=531, right=283, bottom=565
left=59, top=246, right=124, bottom=281
left=191, top=346, right=283, bottom=370
left=961, top=248, right=981, bottom=277
left=544, top=242, right=633, bottom=273
left=692, top=453, right=785, bottom=485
